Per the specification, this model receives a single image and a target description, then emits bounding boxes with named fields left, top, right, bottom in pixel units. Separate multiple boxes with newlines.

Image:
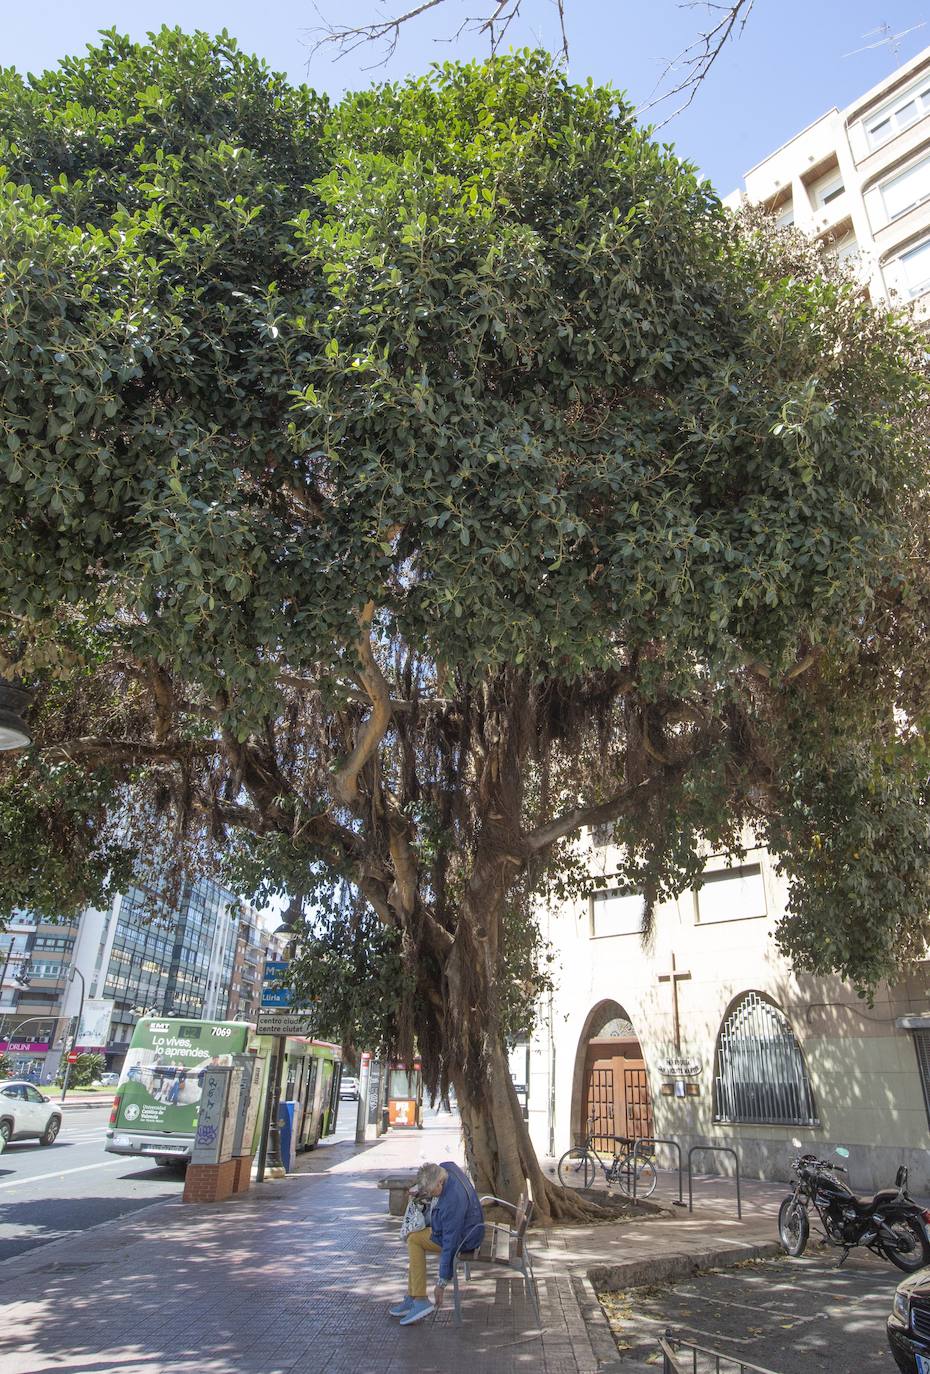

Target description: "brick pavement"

left=0, top=1110, right=788, bottom=1374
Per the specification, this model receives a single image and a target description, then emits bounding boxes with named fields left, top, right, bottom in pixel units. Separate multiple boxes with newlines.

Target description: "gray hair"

left=415, top=1162, right=448, bottom=1194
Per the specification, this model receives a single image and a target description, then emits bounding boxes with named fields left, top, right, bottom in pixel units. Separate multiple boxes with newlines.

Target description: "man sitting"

left=391, top=1160, right=485, bottom=1325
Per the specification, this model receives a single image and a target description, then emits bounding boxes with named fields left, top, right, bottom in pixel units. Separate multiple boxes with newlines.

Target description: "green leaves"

left=0, top=34, right=928, bottom=1000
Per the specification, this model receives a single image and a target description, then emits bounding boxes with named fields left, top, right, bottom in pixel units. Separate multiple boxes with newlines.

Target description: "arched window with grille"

left=713, top=992, right=817, bottom=1126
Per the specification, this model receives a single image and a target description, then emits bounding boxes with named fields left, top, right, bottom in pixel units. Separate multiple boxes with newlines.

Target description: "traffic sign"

left=67, top=1051, right=79, bottom=1063
left=261, top=958, right=292, bottom=1008
left=256, top=1010, right=315, bottom=1036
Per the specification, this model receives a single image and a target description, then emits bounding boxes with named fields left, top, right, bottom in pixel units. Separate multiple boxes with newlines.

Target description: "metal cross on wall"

left=658, top=953, right=692, bottom=1052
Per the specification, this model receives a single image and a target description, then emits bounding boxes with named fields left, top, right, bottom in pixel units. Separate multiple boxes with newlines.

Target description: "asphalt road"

left=0, top=1104, right=185, bottom=1264
left=0, top=1096, right=361, bottom=1265
left=600, top=1251, right=905, bottom=1372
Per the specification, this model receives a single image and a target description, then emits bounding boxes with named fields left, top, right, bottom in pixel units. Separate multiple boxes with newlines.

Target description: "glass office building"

left=103, top=877, right=240, bottom=1066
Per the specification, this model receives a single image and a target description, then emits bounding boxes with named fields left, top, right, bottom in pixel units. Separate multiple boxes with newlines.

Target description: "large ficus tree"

left=2, top=30, right=930, bottom=1219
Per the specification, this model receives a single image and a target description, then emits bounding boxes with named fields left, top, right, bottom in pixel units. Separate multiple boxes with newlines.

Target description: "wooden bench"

left=450, top=1191, right=540, bottom=1326
left=377, top=1171, right=419, bottom=1216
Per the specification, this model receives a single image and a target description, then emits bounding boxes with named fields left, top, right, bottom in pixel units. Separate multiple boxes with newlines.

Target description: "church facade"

left=525, top=833, right=930, bottom=1194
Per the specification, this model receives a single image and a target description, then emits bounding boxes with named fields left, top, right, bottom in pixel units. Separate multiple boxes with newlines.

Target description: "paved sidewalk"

left=0, top=1111, right=787, bottom=1374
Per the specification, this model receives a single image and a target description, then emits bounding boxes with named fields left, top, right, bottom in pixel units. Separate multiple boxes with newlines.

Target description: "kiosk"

left=386, top=1058, right=423, bottom=1129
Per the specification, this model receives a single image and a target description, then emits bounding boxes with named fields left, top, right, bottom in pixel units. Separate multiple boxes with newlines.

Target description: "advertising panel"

left=114, top=1019, right=251, bottom=1137
left=75, top=998, right=115, bottom=1052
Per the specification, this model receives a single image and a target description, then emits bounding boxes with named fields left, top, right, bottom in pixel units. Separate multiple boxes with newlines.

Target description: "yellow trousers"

left=407, top=1228, right=441, bottom=1298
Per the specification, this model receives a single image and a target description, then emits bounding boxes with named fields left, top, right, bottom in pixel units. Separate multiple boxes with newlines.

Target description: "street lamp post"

left=58, top=967, right=86, bottom=1103
left=257, top=900, right=302, bottom=1182
left=0, top=680, right=33, bottom=751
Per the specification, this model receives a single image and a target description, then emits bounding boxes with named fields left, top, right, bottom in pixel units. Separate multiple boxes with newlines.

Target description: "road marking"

left=0, top=1159, right=125, bottom=1190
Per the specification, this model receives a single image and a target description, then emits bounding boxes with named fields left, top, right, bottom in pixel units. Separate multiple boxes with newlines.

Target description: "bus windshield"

left=116, top=1018, right=251, bottom=1134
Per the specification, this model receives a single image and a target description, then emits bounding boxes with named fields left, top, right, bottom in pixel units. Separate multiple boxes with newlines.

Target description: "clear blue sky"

left=2, top=1, right=929, bottom=192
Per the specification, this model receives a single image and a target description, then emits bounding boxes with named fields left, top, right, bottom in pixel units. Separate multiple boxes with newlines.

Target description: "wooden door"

left=585, top=1066, right=615, bottom=1149
left=583, top=1038, right=652, bottom=1150
left=624, top=1066, right=653, bottom=1142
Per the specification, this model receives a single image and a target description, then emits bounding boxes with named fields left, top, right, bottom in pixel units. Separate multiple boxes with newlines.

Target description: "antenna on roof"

left=842, top=20, right=926, bottom=61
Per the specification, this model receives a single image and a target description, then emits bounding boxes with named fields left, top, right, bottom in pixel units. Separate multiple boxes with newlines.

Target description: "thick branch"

left=279, top=476, right=326, bottom=521
left=276, top=671, right=449, bottom=713
left=783, top=647, right=822, bottom=683
left=332, top=603, right=393, bottom=807
left=523, top=775, right=664, bottom=853
left=42, top=737, right=214, bottom=767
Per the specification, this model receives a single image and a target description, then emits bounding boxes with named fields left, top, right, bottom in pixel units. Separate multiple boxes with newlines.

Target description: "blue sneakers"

left=398, top=1298, right=435, bottom=1325
left=389, top=1296, right=415, bottom=1317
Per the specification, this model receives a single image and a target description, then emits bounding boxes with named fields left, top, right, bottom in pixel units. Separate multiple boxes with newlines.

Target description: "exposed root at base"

left=536, top=1178, right=616, bottom=1224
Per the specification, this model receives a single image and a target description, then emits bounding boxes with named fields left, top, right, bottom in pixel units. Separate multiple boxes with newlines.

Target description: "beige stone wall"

left=527, top=840, right=930, bottom=1194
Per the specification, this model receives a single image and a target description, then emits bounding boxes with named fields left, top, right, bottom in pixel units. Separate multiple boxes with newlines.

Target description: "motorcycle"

left=778, top=1149, right=930, bottom=1273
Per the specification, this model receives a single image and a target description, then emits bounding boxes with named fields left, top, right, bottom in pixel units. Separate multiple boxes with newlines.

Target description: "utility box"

left=277, top=1100, right=297, bottom=1171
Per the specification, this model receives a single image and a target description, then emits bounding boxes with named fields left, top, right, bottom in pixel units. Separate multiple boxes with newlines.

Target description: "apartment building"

left=0, top=910, right=78, bottom=1078
left=725, top=44, right=930, bottom=311
left=225, top=914, right=266, bottom=1023
left=97, top=877, right=241, bottom=1066
left=0, top=878, right=265, bottom=1078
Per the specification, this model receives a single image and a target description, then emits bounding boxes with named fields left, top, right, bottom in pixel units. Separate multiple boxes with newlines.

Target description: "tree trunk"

left=452, top=1037, right=604, bottom=1224
left=441, top=904, right=603, bottom=1225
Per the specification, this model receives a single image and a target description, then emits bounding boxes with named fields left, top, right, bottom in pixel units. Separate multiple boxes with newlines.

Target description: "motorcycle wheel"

left=880, top=1218, right=930, bottom=1273
left=778, top=1197, right=810, bottom=1256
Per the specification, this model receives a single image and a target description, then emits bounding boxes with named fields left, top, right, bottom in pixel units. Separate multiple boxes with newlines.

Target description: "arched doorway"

left=571, top=1000, right=654, bottom=1150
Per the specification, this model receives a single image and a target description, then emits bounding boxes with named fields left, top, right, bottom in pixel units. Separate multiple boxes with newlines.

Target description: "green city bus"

left=105, top=1017, right=342, bottom=1167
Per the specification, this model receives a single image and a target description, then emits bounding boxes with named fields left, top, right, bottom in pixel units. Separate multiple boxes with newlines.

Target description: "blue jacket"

left=429, top=1160, right=485, bottom=1281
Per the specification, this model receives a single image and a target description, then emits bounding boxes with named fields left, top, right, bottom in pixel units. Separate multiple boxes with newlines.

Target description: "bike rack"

left=659, top=1329, right=780, bottom=1374
left=687, top=1145, right=741, bottom=1219
left=631, top=1137, right=685, bottom=1206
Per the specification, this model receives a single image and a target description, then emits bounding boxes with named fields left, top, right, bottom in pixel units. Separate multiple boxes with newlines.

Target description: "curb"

left=49, top=1097, right=115, bottom=1111
left=578, top=1239, right=783, bottom=1368
left=571, top=1271, right=620, bottom=1368
left=585, top=1237, right=783, bottom=1293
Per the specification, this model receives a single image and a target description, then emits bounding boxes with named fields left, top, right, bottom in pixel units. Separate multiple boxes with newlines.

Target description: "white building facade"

left=526, top=838, right=930, bottom=1195
left=725, top=44, right=930, bottom=312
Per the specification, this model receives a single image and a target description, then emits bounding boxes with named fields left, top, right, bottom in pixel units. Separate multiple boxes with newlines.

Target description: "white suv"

left=0, top=1081, right=62, bottom=1146
left=339, top=1075, right=360, bottom=1101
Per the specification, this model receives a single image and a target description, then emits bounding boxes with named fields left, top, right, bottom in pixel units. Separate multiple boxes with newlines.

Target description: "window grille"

left=714, top=992, right=816, bottom=1126
left=912, top=1030, right=930, bottom=1129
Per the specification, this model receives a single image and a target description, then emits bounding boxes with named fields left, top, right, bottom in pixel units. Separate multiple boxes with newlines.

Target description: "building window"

left=713, top=991, right=817, bottom=1125
left=32, top=961, right=63, bottom=979
left=892, top=237, right=930, bottom=298
left=810, top=168, right=845, bottom=210
left=866, top=82, right=930, bottom=149
left=590, top=885, right=644, bottom=937
left=695, top=862, right=767, bottom=924
left=774, top=197, right=794, bottom=229
left=828, top=230, right=860, bottom=268
left=881, top=154, right=930, bottom=220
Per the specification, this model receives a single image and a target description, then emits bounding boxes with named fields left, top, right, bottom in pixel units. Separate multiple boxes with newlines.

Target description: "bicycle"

left=556, top=1119, right=658, bottom=1197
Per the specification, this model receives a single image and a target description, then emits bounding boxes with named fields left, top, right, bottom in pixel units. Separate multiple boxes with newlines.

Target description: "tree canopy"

left=2, top=28, right=930, bottom=1206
